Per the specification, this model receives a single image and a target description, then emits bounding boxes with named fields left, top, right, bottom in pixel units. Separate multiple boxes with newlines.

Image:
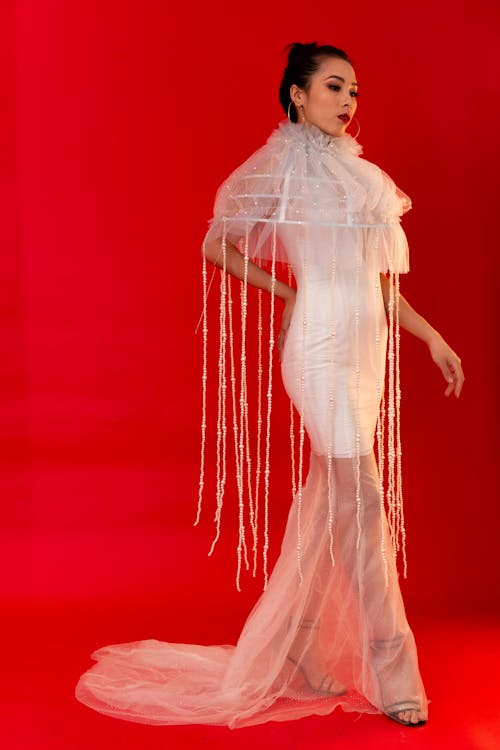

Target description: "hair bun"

left=287, top=42, right=317, bottom=62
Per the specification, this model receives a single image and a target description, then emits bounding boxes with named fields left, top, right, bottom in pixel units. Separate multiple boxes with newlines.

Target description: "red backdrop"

left=2, top=0, right=499, bottom=652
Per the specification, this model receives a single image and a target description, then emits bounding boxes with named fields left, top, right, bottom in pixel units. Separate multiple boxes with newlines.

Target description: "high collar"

left=276, top=119, right=363, bottom=158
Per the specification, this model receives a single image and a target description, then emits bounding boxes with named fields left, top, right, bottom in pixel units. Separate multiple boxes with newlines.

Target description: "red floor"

left=4, top=603, right=499, bottom=750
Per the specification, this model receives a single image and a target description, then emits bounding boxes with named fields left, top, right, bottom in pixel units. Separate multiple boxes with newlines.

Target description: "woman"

left=75, top=42, right=464, bottom=730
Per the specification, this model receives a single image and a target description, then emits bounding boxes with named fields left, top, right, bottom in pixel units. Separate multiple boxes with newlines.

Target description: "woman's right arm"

left=203, top=238, right=296, bottom=361
left=203, top=238, right=295, bottom=303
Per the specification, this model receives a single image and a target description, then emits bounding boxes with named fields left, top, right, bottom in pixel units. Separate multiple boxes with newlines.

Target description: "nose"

left=342, top=93, right=354, bottom=109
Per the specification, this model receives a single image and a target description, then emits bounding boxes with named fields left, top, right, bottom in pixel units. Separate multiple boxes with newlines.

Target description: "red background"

left=1, top=1, right=499, bottom=740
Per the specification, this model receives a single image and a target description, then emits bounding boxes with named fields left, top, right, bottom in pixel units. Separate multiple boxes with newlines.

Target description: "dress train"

left=75, top=450, right=428, bottom=728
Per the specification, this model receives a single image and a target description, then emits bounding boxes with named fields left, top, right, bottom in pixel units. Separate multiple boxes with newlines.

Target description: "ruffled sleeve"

left=369, top=167, right=412, bottom=274
left=203, top=139, right=290, bottom=264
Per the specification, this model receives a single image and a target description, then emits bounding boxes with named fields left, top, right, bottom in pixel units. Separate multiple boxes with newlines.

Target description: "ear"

left=289, top=84, right=304, bottom=107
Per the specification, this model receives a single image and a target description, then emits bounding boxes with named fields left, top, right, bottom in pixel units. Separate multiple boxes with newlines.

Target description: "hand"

left=277, top=295, right=296, bottom=362
left=427, top=333, right=465, bottom=398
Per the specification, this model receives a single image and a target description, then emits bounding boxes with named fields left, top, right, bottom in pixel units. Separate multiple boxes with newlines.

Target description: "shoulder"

left=213, top=125, right=290, bottom=199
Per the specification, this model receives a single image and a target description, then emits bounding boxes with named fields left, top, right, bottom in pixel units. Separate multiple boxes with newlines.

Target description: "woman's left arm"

left=379, top=274, right=465, bottom=398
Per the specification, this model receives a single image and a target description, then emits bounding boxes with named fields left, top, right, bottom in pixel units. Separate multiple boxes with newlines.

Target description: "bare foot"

left=398, top=708, right=426, bottom=724
left=288, top=632, right=345, bottom=695
left=385, top=706, right=426, bottom=726
left=287, top=653, right=346, bottom=694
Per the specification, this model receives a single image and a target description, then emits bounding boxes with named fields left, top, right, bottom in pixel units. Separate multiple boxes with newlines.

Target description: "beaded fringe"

left=195, top=222, right=407, bottom=591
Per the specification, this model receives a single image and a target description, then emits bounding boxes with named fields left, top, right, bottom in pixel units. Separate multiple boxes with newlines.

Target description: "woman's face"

left=290, top=57, right=358, bottom=138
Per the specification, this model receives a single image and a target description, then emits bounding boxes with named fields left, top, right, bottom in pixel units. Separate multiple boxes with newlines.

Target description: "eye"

left=327, top=84, right=359, bottom=97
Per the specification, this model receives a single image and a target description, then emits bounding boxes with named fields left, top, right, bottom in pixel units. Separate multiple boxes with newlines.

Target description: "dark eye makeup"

left=327, top=84, right=359, bottom=97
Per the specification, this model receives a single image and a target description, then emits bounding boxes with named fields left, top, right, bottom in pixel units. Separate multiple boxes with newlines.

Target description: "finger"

left=277, top=333, right=283, bottom=361
left=444, top=367, right=464, bottom=398
left=277, top=329, right=287, bottom=360
left=448, top=359, right=465, bottom=398
left=454, top=369, right=465, bottom=398
left=444, top=380, right=454, bottom=397
left=440, top=361, right=454, bottom=395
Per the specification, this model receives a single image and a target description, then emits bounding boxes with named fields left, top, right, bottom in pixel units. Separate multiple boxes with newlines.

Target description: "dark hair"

left=279, top=42, right=353, bottom=122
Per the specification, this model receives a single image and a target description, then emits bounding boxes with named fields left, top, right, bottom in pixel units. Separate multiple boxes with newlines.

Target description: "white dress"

left=74, top=121, right=429, bottom=727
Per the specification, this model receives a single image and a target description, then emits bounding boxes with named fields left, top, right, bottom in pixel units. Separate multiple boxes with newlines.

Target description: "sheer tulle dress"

left=75, top=120, right=429, bottom=727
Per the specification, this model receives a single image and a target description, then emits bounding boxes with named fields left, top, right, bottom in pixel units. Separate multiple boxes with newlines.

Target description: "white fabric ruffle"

left=204, top=120, right=411, bottom=273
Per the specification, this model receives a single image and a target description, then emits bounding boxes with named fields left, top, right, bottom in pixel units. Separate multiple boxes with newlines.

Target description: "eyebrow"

left=325, top=75, right=358, bottom=87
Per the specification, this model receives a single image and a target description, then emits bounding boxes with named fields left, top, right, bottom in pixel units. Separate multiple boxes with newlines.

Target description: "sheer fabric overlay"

left=75, top=120, right=429, bottom=727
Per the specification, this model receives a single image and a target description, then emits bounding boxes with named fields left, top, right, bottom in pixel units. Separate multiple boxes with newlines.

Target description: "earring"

left=288, top=100, right=299, bottom=122
left=350, top=116, right=361, bottom=139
